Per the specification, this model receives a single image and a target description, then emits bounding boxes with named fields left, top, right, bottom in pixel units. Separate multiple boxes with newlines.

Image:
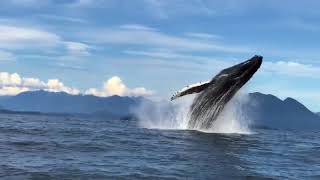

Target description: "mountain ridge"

left=0, top=90, right=319, bottom=130
left=244, top=92, right=320, bottom=130
left=0, top=90, right=145, bottom=117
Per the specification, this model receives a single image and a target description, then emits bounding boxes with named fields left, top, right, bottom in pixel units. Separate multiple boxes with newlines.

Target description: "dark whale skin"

left=188, top=56, right=263, bottom=129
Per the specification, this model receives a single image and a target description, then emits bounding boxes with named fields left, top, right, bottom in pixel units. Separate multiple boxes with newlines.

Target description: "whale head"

left=209, top=55, right=263, bottom=96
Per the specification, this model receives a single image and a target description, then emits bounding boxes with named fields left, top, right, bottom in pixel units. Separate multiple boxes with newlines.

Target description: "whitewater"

left=135, top=92, right=252, bottom=134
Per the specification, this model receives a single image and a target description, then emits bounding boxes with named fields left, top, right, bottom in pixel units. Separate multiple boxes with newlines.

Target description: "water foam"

left=134, top=92, right=252, bottom=134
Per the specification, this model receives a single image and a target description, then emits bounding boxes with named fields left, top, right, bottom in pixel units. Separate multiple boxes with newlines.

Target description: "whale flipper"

left=171, top=81, right=210, bottom=101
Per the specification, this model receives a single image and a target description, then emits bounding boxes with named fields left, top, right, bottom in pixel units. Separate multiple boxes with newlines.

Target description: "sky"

left=0, top=0, right=320, bottom=111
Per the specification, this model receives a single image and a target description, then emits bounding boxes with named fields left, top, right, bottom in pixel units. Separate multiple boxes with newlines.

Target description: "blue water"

left=0, top=113, right=319, bottom=179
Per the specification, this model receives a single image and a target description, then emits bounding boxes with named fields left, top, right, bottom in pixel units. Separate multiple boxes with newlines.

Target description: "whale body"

left=171, top=55, right=263, bottom=129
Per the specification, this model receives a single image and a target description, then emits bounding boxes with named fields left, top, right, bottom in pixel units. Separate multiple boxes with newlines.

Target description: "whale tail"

left=171, top=80, right=210, bottom=101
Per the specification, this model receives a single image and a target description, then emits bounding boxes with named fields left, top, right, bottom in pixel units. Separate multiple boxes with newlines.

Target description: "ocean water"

left=0, top=113, right=319, bottom=179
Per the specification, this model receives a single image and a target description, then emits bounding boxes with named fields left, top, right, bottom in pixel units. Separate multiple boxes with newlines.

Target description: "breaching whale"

left=171, top=55, right=263, bottom=129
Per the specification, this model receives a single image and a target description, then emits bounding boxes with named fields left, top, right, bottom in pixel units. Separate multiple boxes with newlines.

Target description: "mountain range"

left=0, top=90, right=319, bottom=130
left=0, top=90, right=144, bottom=118
left=243, top=92, right=320, bottom=130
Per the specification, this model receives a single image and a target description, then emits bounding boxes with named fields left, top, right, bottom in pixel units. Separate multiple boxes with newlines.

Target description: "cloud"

left=143, top=0, right=320, bottom=19
left=123, top=48, right=235, bottom=69
left=46, top=79, right=80, bottom=94
left=0, top=72, right=152, bottom=97
left=0, top=24, right=91, bottom=63
left=263, top=61, right=320, bottom=78
left=8, top=0, right=49, bottom=6
left=0, top=25, right=61, bottom=49
left=143, top=0, right=215, bottom=19
left=70, top=0, right=94, bottom=7
left=0, top=24, right=90, bottom=52
left=85, top=76, right=153, bottom=97
left=65, top=41, right=90, bottom=56
left=82, top=24, right=251, bottom=53
left=120, top=24, right=156, bottom=31
left=124, top=49, right=193, bottom=59
left=38, top=14, right=86, bottom=23
left=0, top=86, right=29, bottom=96
left=0, top=72, right=80, bottom=95
left=0, top=50, right=16, bottom=61
left=185, top=32, right=222, bottom=39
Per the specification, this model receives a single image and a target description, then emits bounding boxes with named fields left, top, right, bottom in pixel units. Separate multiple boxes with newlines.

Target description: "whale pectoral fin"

left=171, top=81, right=210, bottom=101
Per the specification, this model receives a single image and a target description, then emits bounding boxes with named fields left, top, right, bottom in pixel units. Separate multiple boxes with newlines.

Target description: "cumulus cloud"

left=0, top=72, right=152, bottom=97
left=0, top=72, right=80, bottom=96
left=46, top=79, right=80, bottom=94
left=85, top=76, right=153, bottom=97
left=0, top=86, right=29, bottom=96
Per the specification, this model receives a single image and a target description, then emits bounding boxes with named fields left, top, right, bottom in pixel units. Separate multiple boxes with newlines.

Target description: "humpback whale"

left=171, top=55, right=263, bottom=130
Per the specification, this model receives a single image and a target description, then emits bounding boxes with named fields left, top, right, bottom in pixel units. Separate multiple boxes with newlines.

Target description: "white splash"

left=134, top=92, right=252, bottom=134
left=204, top=92, right=252, bottom=134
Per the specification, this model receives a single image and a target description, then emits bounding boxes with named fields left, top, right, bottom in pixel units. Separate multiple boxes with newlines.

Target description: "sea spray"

left=134, top=92, right=252, bottom=134
left=133, top=95, right=195, bottom=129
left=206, top=92, right=252, bottom=134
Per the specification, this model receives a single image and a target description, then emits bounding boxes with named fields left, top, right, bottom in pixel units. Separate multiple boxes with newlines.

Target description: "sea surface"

left=0, top=113, right=319, bottom=179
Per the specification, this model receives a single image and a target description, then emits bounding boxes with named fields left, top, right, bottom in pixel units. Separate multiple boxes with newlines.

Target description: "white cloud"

left=0, top=50, right=16, bottom=61
left=0, top=72, right=21, bottom=86
left=65, top=41, right=90, bottom=56
left=143, top=0, right=215, bottom=19
left=0, top=72, right=153, bottom=97
left=124, top=49, right=191, bottom=59
left=103, top=76, right=127, bottom=95
left=0, top=25, right=61, bottom=49
left=22, top=77, right=45, bottom=88
left=124, top=49, right=230, bottom=63
left=263, top=61, right=320, bottom=78
left=83, top=24, right=251, bottom=53
left=9, top=0, right=48, bottom=6
left=185, top=32, right=222, bottom=39
left=85, top=76, right=153, bottom=97
left=71, top=0, right=94, bottom=7
left=120, top=24, right=156, bottom=31
left=38, top=14, right=86, bottom=23
left=0, top=24, right=92, bottom=62
left=46, top=79, right=80, bottom=94
left=0, top=72, right=80, bottom=96
left=0, top=86, right=29, bottom=96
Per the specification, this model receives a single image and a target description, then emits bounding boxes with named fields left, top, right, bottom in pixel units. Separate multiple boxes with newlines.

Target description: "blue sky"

left=0, top=0, right=320, bottom=111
